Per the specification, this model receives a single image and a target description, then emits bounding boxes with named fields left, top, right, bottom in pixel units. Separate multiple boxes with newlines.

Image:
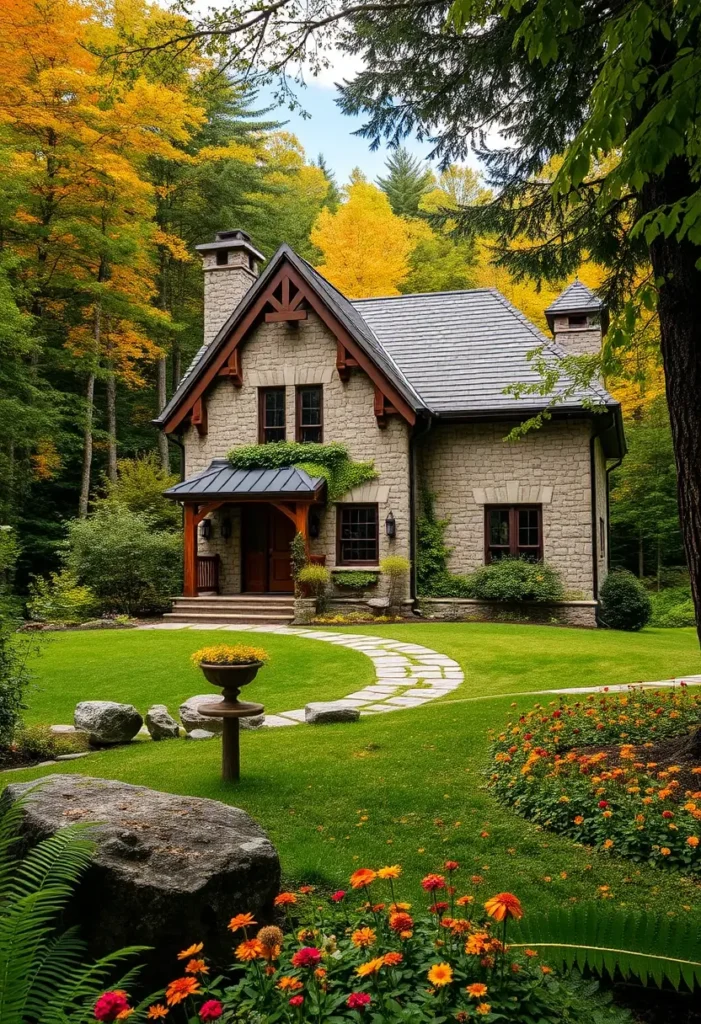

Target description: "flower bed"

left=96, top=865, right=628, bottom=1023
left=489, top=686, right=701, bottom=872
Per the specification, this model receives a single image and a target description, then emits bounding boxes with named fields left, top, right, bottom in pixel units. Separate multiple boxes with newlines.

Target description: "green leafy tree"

left=377, top=147, right=434, bottom=216
left=95, top=453, right=181, bottom=531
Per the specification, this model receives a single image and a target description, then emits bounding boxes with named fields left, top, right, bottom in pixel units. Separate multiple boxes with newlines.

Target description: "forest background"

left=0, top=0, right=684, bottom=606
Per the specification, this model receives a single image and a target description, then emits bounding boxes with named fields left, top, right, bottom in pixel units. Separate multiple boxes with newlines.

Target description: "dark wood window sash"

left=336, top=504, right=379, bottom=566
left=484, top=505, right=543, bottom=563
left=258, top=387, right=286, bottom=443
left=295, top=385, right=323, bottom=443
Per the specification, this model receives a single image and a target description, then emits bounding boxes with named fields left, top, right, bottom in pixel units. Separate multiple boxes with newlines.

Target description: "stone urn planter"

left=190, top=645, right=268, bottom=781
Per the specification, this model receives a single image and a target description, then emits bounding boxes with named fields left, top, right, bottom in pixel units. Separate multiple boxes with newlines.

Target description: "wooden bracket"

left=336, top=340, right=359, bottom=382
left=374, top=385, right=398, bottom=429
left=264, top=274, right=308, bottom=323
left=194, top=500, right=225, bottom=526
left=218, top=347, right=242, bottom=387
left=191, top=397, right=208, bottom=436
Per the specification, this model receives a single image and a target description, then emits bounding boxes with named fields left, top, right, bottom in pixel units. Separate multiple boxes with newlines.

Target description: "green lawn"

left=6, top=622, right=701, bottom=921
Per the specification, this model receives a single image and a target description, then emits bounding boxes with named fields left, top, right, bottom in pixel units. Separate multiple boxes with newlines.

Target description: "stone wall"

left=593, top=435, right=608, bottom=595
left=417, top=419, right=597, bottom=597
left=552, top=315, right=602, bottom=356
left=419, top=597, right=598, bottom=628
left=184, top=311, right=411, bottom=594
left=202, top=250, right=258, bottom=346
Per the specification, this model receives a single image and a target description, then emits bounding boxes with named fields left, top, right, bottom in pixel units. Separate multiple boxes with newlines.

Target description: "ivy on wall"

left=227, top=442, right=378, bottom=501
left=416, top=489, right=473, bottom=598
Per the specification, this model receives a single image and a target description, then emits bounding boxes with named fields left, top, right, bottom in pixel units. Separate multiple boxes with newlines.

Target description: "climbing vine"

left=227, top=442, right=378, bottom=501
left=416, top=489, right=473, bottom=598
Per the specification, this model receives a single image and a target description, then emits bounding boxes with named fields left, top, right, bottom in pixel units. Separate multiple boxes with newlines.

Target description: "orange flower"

left=541, top=965, right=553, bottom=974
left=147, top=1006, right=168, bottom=1019
left=465, top=933, right=490, bottom=956
left=235, top=939, right=263, bottom=962
left=456, top=895, right=474, bottom=906
left=350, top=868, right=377, bottom=889
left=274, top=892, right=297, bottom=907
left=377, top=865, right=402, bottom=880
left=177, top=943, right=203, bottom=960
left=165, top=978, right=200, bottom=1006
left=228, top=913, right=257, bottom=932
left=388, top=911, right=414, bottom=933
left=524, top=949, right=538, bottom=958
left=687, top=836, right=699, bottom=847
left=603, top=839, right=614, bottom=850
left=476, top=1003, right=491, bottom=1016
left=277, top=977, right=303, bottom=992
left=466, top=983, right=488, bottom=999
left=383, top=952, right=403, bottom=967
left=484, top=892, right=523, bottom=922
left=185, top=959, right=208, bottom=975
left=299, top=885, right=315, bottom=894
left=573, top=816, right=584, bottom=825
left=427, top=963, right=453, bottom=987
left=660, top=847, right=671, bottom=856
left=356, top=957, right=385, bottom=977
left=351, top=927, right=377, bottom=949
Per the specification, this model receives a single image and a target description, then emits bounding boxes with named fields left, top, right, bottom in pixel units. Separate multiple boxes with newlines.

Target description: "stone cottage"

left=154, top=230, right=625, bottom=626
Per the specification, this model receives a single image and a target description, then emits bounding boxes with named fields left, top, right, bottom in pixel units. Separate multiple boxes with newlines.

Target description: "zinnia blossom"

left=456, top=895, right=474, bottom=906
left=351, top=927, right=377, bottom=948
left=289, top=995, right=304, bottom=1007
left=356, top=957, right=385, bottom=977
left=427, top=963, right=453, bottom=987
left=444, top=860, right=459, bottom=871
left=466, top=983, right=488, bottom=998
left=291, top=946, right=322, bottom=968
left=331, top=890, right=346, bottom=902
left=177, top=943, right=204, bottom=960
left=350, top=868, right=377, bottom=889
left=421, top=873, right=445, bottom=891
left=347, top=992, right=372, bottom=1010
left=146, top=1007, right=168, bottom=1020
left=476, top=1003, right=491, bottom=1016
left=165, top=977, right=200, bottom=1006
left=377, top=865, right=402, bottom=879
left=484, top=892, right=523, bottom=922
left=235, top=939, right=263, bottom=962
left=382, top=952, right=403, bottom=966
left=199, top=1000, right=223, bottom=1022
left=185, top=959, right=208, bottom=975
left=687, top=836, right=699, bottom=847
left=277, top=977, right=303, bottom=991
left=95, top=992, right=130, bottom=1022
left=388, top=911, right=413, bottom=933
left=274, top=892, right=297, bottom=906
left=228, top=913, right=257, bottom=932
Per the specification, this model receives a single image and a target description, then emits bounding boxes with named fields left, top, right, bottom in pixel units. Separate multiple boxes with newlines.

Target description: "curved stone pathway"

left=138, top=622, right=464, bottom=727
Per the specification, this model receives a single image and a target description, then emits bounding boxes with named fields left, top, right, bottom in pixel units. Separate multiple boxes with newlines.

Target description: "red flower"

left=429, top=901, right=449, bottom=914
left=662, top=810, right=674, bottom=819
left=291, top=947, right=322, bottom=968
left=289, top=995, right=304, bottom=1007
left=598, top=800, right=609, bottom=809
left=331, top=890, right=347, bottom=902
left=199, top=1001, right=223, bottom=1022
left=421, top=874, right=445, bottom=892
left=444, top=861, right=459, bottom=871
left=347, top=992, right=372, bottom=1010
left=95, top=992, right=130, bottom=1022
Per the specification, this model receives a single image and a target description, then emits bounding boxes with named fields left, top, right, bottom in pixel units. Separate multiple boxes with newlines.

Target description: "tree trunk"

left=106, top=368, right=118, bottom=483
left=79, top=370, right=95, bottom=519
left=638, top=533, right=644, bottom=579
left=643, top=156, right=701, bottom=647
left=172, top=341, right=181, bottom=391
left=156, top=356, right=170, bottom=472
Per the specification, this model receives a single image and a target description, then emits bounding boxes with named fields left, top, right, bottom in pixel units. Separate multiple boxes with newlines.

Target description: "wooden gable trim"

left=162, top=258, right=416, bottom=434
left=191, top=397, right=207, bottom=436
left=373, top=385, right=398, bottom=429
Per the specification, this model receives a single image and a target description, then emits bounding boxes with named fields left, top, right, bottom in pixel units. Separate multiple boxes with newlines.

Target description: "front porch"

left=165, top=593, right=296, bottom=625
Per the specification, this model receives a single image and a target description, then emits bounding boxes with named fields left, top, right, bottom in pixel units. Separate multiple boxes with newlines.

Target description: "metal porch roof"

left=163, top=459, right=326, bottom=501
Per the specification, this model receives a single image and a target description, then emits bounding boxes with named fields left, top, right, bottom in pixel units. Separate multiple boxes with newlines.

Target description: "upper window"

left=485, top=506, right=542, bottom=563
left=337, top=504, right=379, bottom=565
left=258, top=388, right=285, bottom=443
left=296, top=385, right=323, bottom=443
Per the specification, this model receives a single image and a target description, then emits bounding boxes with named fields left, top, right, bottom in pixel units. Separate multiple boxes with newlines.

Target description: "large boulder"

left=2, top=775, right=280, bottom=973
left=180, top=694, right=224, bottom=734
left=145, top=704, right=180, bottom=740
left=305, top=701, right=361, bottom=725
left=74, top=701, right=142, bottom=745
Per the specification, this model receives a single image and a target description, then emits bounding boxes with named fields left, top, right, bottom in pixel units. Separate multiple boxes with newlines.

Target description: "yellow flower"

left=476, top=1004, right=491, bottom=1016
left=351, top=927, right=377, bottom=949
left=177, top=943, right=203, bottom=960
left=427, top=963, right=453, bottom=987
left=377, top=865, right=402, bottom=880
left=356, top=957, right=385, bottom=977
left=190, top=644, right=268, bottom=667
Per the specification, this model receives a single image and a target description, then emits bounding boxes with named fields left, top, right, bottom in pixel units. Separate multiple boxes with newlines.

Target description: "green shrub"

left=649, top=584, right=697, bottom=628
left=27, top=569, right=97, bottom=624
left=13, top=724, right=89, bottom=760
left=95, top=453, right=181, bottom=531
left=332, top=570, right=379, bottom=589
left=0, top=534, right=32, bottom=746
left=297, top=563, right=331, bottom=597
left=66, top=506, right=182, bottom=616
left=469, top=557, right=564, bottom=602
left=290, top=532, right=307, bottom=582
left=380, top=554, right=411, bottom=609
left=599, top=569, right=652, bottom=631
left=228, top=442, right=377, bottom=500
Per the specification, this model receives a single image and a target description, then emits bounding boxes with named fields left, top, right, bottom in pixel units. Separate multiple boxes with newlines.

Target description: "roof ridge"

left=352, top=287, right=498, bottom=303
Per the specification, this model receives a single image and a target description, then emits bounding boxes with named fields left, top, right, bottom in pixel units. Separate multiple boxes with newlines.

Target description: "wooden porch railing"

left=197, top=554, right=220, bottom=594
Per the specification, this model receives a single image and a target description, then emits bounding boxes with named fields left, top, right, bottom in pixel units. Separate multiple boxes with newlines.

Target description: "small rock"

left=367, top=597, right=390, bottom=610
left=185, top=729, right=216, bottom=740
left=146, top=704, right=180, bottom=740
left=50, top=724, right=79, bottom=736
left=305, top=702, right=361, bottom=725
left=239, top=714, right=265, bottom=731
left=74, top=701, right=143, bottom=746
left=180, top=695, right=224, bottom=734
left=55, top=752, right=91, bottom=761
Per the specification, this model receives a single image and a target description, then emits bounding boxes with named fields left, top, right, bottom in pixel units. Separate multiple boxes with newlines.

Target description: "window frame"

left=484, top=505, right=543, bottom=563
left=295, top=384, right=324, bottom=443
left=336, top=503, right=380, bottom=566
left=258, top=387, right=286, bottom=444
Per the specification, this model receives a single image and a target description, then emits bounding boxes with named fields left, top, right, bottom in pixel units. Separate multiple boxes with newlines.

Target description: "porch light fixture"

left=199, top=518, right=212, bottom=541
left=221, top=518, right=232, bottom=540
left=309, top=512, right=320, bottom=539
left=385, top=511, right=396, bottom=538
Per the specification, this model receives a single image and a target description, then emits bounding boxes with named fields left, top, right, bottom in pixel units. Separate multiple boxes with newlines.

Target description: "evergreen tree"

left=314, top=154, right=342, bottom=212
left=377, top=148, right=434, bottom=217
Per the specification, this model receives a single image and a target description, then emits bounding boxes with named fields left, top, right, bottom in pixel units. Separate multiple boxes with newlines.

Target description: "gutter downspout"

left=605, top=454, right=623, bottom=572
left=409, top=414, right=433, bottom=605
left=589, top=436, right=599, bottom=608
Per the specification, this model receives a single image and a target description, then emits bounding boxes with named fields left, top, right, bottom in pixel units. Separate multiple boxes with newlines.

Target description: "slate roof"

left=163, top=459, right=326, bottom=500
left=545, top=279, right=603, bottom=316
left=352, top=288, right=617, bottom=416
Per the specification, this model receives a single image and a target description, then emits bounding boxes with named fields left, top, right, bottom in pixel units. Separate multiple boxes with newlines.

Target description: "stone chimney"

left=195, top=229, right=264, bottom=346
left=544, top=280, right=608, bottom=356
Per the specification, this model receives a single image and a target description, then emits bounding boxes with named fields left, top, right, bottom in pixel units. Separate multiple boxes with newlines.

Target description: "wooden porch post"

left=184, top=503, right=198, bottom=597
left=295, top=503, right=310, bottom=557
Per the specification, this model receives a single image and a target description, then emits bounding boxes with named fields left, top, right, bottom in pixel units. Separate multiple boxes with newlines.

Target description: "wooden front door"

left=242, top=505, right=294, bottom=593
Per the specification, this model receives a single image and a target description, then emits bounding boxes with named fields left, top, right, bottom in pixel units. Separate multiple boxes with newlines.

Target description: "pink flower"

left=289, top=995, right=304, bottom=1007
left=199, top=1000, right=223, bottom=1022
left=291, top=947, right=322, bottom=968
left=95, top=992, right=130, bottom=1022
left=347, top=992, right=372, bottom=1010
left=331, top=890, right=346, bottom=902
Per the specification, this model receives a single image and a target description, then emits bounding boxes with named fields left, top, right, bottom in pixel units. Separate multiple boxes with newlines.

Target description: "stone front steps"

left=165, top=595, right=295, bottom=626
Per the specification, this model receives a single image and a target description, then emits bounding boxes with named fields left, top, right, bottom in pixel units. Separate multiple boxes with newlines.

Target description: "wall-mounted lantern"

left=221, top=519, right=232, bottom=540
left=199, top=518, right=212, bottom=541
left=309, top=512, right=320, bottom=540
left=385, top=510, right=396, bottom=538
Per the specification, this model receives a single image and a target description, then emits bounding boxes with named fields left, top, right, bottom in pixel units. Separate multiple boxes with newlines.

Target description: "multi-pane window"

left=337, top=505, right=379, bottom=565
left=258, top=388, right=285, bottom=443
left=296, top=385, right=323, bottom=443
left=485, top=506, right=542, bottom=562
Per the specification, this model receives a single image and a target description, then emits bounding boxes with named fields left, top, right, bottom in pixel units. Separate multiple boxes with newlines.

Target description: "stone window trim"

left=295, top=384, right=323, bottom=443
left=484, top=504, right=543, bottom=563
left=336, top=503, right=379, bottom=565
left=472, top=483, right=553, bottom=506
left=258, top=386, right=286, bottom=443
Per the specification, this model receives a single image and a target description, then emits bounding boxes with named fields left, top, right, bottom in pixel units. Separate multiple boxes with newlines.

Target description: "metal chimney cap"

left=215, top=229, right=251, bottom=242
